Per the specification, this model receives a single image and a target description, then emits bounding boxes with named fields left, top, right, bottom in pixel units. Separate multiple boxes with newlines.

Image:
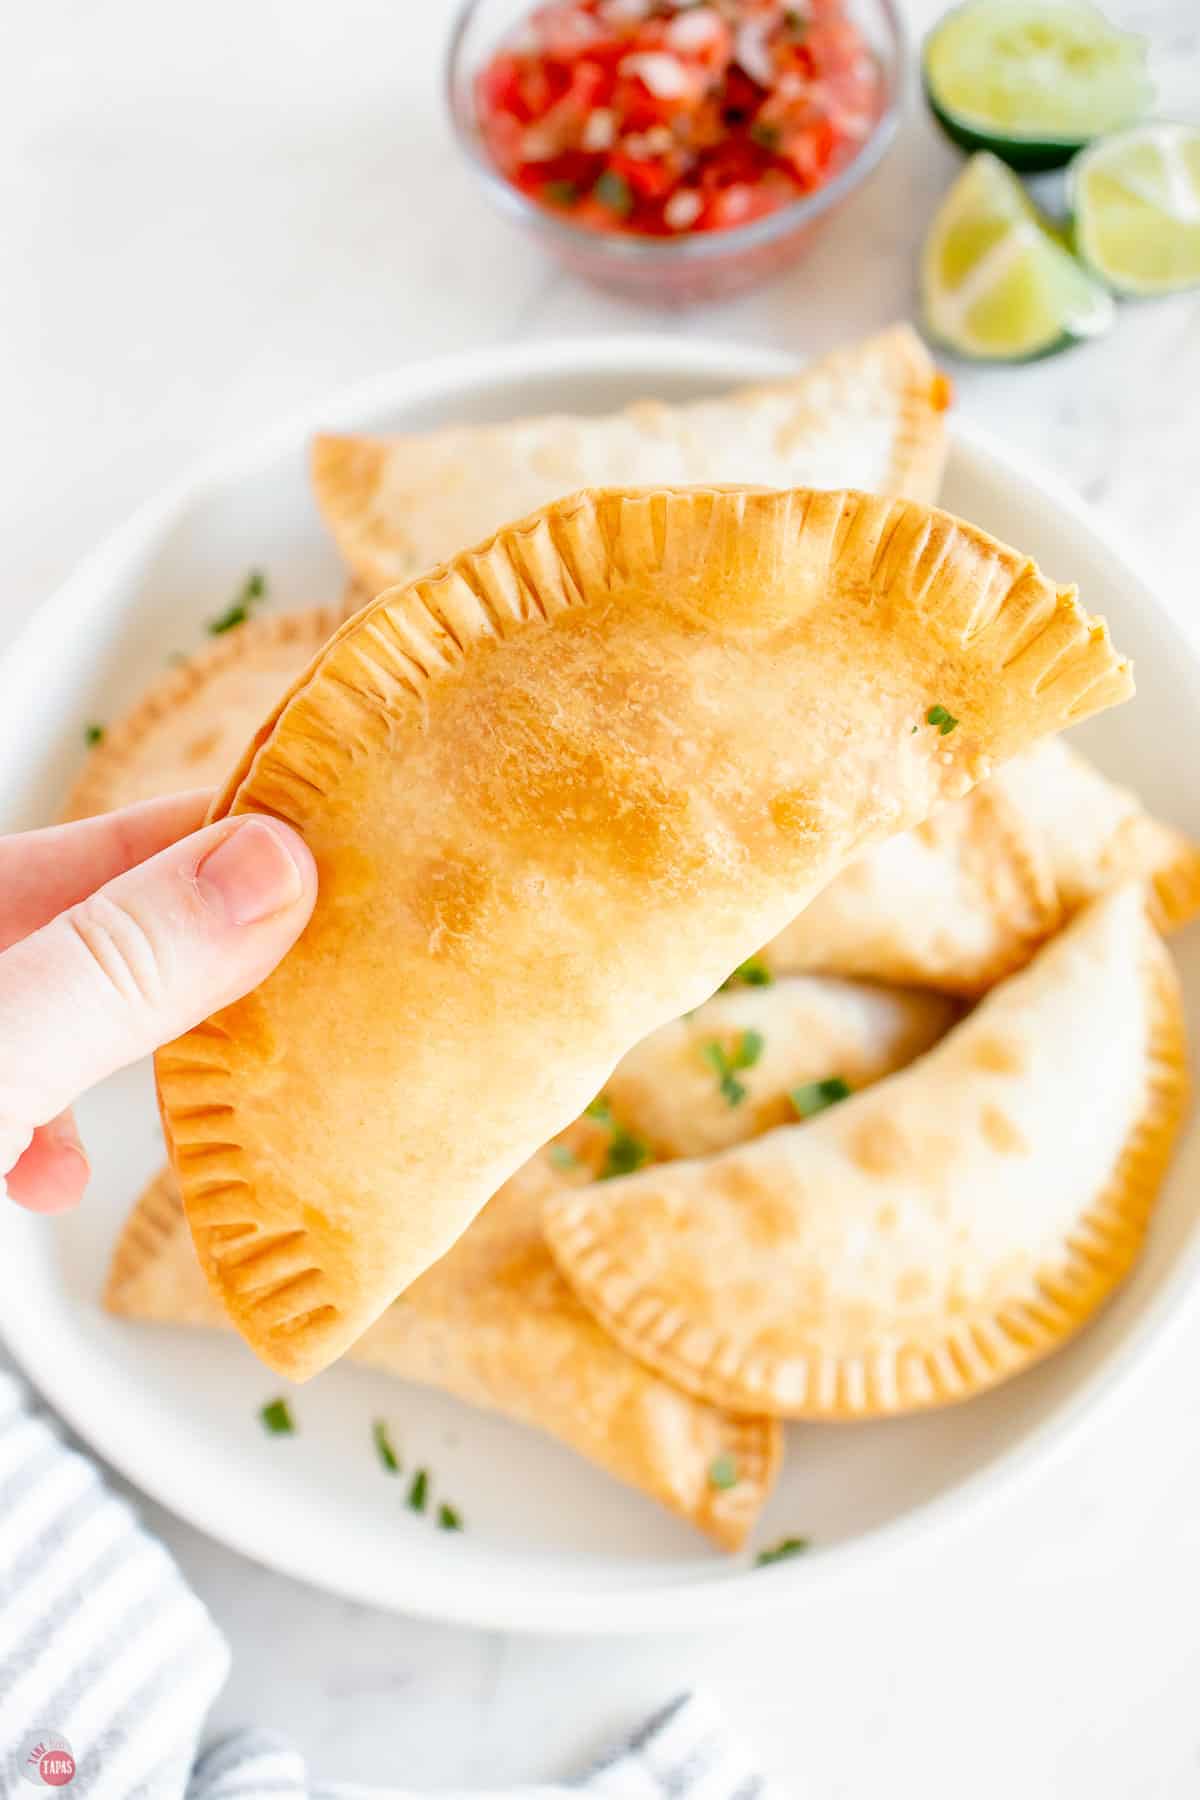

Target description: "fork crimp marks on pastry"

left=157, top=485, right=1131, bottom=1379
left=106, top=1162, right=781, bottom=1549
left=544, top=889, right=1186, bottom=1420
left=759, top=737, right=1199, bottom=996
left=62, top=601, right=361, bottom=822
left=312, top=325, right=952, bottom=592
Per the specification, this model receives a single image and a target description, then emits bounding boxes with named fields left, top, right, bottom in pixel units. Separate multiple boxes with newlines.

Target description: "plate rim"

left=4, top=331, right=1200, bottom=1634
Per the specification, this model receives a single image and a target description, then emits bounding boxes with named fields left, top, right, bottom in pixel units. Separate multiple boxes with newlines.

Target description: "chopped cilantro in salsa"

left=476, top=1, right=883, bottom=241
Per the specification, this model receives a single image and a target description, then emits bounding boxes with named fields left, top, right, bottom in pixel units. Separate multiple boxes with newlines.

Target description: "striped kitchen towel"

left=0, top=1374, right=783, bottom=1800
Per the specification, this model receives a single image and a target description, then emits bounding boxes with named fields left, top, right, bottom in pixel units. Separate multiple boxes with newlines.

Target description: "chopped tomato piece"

left=475, top=0, right=883, bottom=240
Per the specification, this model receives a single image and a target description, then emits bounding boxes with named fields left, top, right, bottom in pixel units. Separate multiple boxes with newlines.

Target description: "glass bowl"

left=446, top=0, right=906, bottom=306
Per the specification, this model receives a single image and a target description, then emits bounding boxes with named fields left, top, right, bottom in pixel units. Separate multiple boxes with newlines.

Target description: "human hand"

left=0, top=792, right=317, bottom=1213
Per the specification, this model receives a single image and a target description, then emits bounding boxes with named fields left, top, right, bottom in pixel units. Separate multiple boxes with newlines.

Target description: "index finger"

left=0, top=790, right=211, bottom=951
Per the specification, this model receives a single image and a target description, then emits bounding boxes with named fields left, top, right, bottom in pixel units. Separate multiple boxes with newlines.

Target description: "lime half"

left=1073, top=122, right=1200, bottom=296
left=922, top=153, right=1115, bottom=360
left=924, top=0, right=1151, bottom=172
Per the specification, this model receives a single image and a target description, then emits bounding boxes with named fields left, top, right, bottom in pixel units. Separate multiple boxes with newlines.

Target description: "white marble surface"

left=3, top=1, right=1200, bottom=1793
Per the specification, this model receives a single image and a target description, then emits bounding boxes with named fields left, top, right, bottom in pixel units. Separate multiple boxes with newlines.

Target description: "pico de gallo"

left=475, top=0, right=884, bottom=239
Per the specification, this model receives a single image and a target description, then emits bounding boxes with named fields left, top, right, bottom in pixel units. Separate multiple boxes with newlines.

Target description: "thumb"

left=0, top=815, right=317, bottom=1185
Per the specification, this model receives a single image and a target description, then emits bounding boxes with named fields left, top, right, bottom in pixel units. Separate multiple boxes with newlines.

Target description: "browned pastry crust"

left=62, top=601, right=361, bottom=821
left=154, top=484, right=1131, bottom=1379
left=311, top=325, right=951, bottom=591
left=546, top=891, right=1188, bottom=1419
left=760, top=738, right=1200, bottom=995
left=106, top=1160, right=780, bottom=1550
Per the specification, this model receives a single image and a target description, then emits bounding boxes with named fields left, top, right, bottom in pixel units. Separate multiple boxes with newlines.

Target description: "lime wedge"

left=922, top=153, right=1115, bottom=360
left=924, top=0, right=1151, bottom=172
left=1073, top=122, right=1200, bottom=296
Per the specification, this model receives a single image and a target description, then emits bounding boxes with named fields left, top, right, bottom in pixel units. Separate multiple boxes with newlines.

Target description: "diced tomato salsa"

left=476, top=0, right=883, bottom=239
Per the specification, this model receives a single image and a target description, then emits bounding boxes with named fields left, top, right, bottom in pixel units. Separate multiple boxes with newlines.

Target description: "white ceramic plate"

left=2, top=337, right=1199, bottom=1635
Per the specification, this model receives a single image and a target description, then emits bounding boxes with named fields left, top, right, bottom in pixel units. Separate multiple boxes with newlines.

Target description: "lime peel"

left=922, top=152, right=1114, bottom=361
left=1072, top=122, right=1200, bottom=297
left=924, top=0, right=1152, bottom=172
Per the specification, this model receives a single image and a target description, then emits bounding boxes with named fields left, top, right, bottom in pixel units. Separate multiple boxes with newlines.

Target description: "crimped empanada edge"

left=310, top=323, right=950, bottom=592
left=104, top=1161, right=781, bottom=1552
left=157, top=487, right=1133, bottom=1381
left=105, top=1165, right=196, bottom=1317
left=544, top=923, right=1188, bottom=1420
left=877, top=323, right=951, bottom=504
left=61, top=600, right=359, bottom=823
left=1143, top=826, right=1200, bottom=935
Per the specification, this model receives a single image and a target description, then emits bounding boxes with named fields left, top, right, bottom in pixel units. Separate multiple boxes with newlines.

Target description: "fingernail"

left=45, top=1111, right=87, bottom=1161
left=196, top=819, right=307, bottom=926
left=44, top=1113, right=91, bottom=1192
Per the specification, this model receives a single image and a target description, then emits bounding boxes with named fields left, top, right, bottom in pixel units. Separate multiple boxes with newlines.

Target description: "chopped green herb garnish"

left=601, top=1127, right=652, bottom=1180
left=548, top=1143, right=579, bottom=1171
left=594, top=170, right=633, bottom=217
left=722, top=955, right=774, bottom=990
left=437, top=1502, right=464, bottom=1531
left=543, top=179, right=579, bottom=207
left=84, top=723, right=105, bottom=746
left=209, top=568, right=267, bottom=636
left=407, top=1467, right=429, bottom=1512
left=910, top=724, right=918, bottom=734
left=702, top=1029, right=765, bottom=1107
left=789, top=1076, right=852, bottom=1120
left=925, top=703, right=958, bottom=736
left=708, top=1453, right=739, bottom=1491
left=756, top=1535, right=811, bottom=1566
left=750, top=120, right=782, bottom=150
left=587, top=1093, right=654, bottom=1181
left=372, top=1419, right=400, bottom=1474
left=260, top=1398, right=295, bottom=1435
left=784, top=7, right=809, bottom=36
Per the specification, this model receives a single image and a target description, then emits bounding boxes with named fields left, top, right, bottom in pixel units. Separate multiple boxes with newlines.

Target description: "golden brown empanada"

left=761, top=739, right=1200, bottom=995
left=155, top=485, right=1131, bottom=1379
left=602, top=977, right=957, bottom=1160
left=312, top=326, right=951, bottom=591
left=106, top=1161, right=780, bottom=1550
left=111, top=977, right=951, bottom=1544
left=546, top=888, right=1188, bottom=1419
left=993, top=740, right=1200, bottom=935
left=62, top=598, right=365, bottom=822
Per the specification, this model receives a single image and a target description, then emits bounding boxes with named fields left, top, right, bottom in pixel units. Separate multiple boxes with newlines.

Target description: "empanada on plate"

left=994, top=740, right=1200, bottom=935
left=107, top=1162, right=780, bottom=1550
left=546, top=889, right=1189, bottom=1419
left=761, top=739, right=1200, bottom=995
left=111, top=976, right=949, bottom=1545
left=155, top=485, right=1131, bottom=1379
left=62, top=598, right=364, bottom=822
left=312, top=325, right=950, bottom=591
left=602, top=976, right=957, bottom=1160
